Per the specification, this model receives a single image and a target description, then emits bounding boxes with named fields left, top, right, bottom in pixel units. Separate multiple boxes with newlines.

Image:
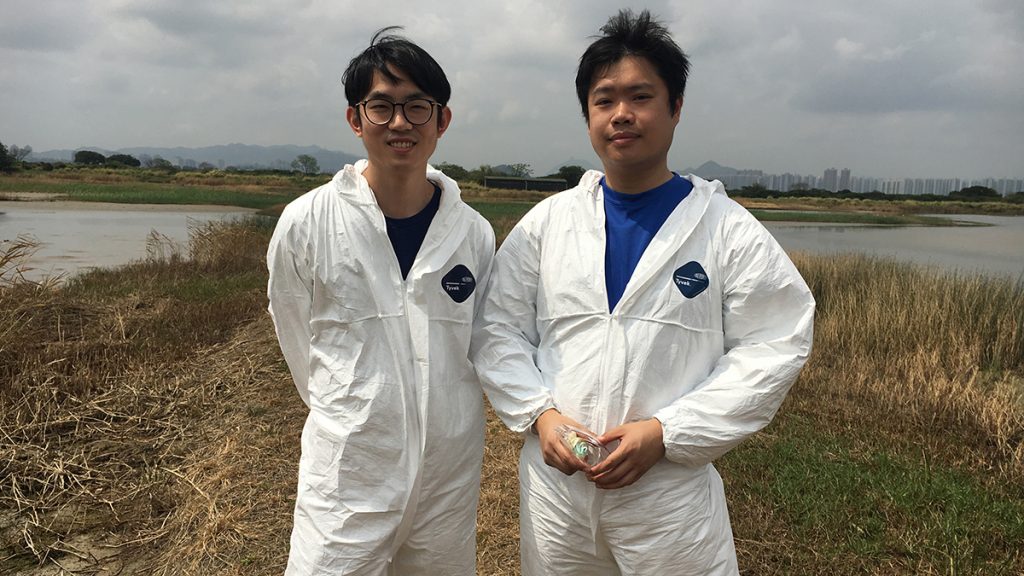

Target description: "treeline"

left=434, top=162, right=587, bottom=188
left=731, top=183, right=1024, bottom=204
left=0, top=142, right=325, bottom=178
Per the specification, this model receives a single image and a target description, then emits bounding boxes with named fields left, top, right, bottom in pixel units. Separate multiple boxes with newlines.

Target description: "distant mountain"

left=30, top=143, right=361, bottom=173
left=682, top=160, right=740, bottom=176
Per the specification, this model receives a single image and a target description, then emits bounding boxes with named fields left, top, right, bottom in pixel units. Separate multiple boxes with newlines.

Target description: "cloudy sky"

left=2, top=0, right=1022, bottom=180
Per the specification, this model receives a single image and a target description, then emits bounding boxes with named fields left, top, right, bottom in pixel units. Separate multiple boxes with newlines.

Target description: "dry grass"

left=458, top=182, right=554, bottom=203
left=1, top=216, right=1021, bottom=575
left=793, top=253, right=1024, bottom=473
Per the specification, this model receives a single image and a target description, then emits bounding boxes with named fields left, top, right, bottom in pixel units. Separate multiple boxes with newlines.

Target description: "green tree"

left=434, top=162, right=468, bottom=181
left=9, top=144, right=32, bottom=161
left=468, top=164, right=498, bottom=185
left=291, top=154, right=320, bottom=175
left=0, top=141, right=13, bottom=172
left=74, top=150, right=106, bottom=165
left=951, top=185, right=999, bottom=200
left=106, top=153, right=141, bottom=167
left=507, top=163, right=532, bottom=178
left=150, top=156, right=174, bottom=170
left=556, top=165, right=586, bottom=187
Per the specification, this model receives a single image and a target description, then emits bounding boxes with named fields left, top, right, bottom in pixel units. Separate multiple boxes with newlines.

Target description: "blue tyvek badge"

left=441, top=264, right=476, bottom=303
left=673, top=261, right=709, bottom=299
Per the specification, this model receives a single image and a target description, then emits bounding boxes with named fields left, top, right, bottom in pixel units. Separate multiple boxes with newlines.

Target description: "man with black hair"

left=472, top=10, right=814, bottom=575
left=268, top=27, right=494, bottom=575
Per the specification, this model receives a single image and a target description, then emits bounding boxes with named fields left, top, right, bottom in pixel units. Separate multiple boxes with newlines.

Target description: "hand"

left=533, top=409, right=593, bottom=476
left=586, top=418, right=666, bottom=489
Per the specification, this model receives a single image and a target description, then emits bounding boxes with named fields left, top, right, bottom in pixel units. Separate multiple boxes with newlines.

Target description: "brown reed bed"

left=792, top=253, right=1023, bottom=473
left=1, top=217, right=1021, bottom=575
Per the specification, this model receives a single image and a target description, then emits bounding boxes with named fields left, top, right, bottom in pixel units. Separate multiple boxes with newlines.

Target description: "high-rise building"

left=822, top=168, right=838, bottom=192
left=838, top=168, right=851, bottom=191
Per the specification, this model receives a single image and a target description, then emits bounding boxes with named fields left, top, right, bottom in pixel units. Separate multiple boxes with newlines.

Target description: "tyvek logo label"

left=673, top=261, right=709, bottom=299
left=441, top=264, right=476, bottom=303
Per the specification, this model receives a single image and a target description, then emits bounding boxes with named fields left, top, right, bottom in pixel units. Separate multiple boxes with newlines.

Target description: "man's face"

left=346, top=65, right=451, bottom=176
left=586, top=56, right=681, bottom=177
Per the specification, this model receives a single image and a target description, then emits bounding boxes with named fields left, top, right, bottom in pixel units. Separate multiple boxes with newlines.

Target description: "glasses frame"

left=358, top=98, right=441, bottom=126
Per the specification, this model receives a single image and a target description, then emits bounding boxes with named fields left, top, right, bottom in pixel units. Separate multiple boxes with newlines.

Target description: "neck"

left=603, top=162, right=674, bottom=194
left=363, top=164, right=435, bottom=218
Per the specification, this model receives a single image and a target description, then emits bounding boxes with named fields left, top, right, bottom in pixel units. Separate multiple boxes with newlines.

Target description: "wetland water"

left=765, top=214, right=1024, bottom=279
left=0, top=201, right=256, bottom=281
left=1, top=202, right=1021, bottom=281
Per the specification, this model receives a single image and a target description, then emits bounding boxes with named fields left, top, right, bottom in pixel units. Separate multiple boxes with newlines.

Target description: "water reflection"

left=765, top=214, right=1024, bottom=279
left=0, top=201, right=256, bottom=281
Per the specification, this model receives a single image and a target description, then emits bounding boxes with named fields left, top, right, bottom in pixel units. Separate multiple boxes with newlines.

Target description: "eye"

left=406, top=100, right=431, bottom=113
left=366, top=100, right=392, bottom=112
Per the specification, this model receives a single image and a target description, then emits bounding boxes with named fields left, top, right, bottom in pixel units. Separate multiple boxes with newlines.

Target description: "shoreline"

left=0, top=197, right=259, bottom=214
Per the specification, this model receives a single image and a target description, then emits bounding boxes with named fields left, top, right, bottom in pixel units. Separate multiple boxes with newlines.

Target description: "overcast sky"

left=2, top=0, right=1022, bottom=179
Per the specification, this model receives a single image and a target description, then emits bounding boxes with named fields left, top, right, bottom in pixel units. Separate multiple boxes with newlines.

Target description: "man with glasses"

left=267, top=27, right=494, bottom=575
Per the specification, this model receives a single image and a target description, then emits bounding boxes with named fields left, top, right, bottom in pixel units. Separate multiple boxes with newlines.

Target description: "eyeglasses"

left=358, top=98, right=440, bottom=126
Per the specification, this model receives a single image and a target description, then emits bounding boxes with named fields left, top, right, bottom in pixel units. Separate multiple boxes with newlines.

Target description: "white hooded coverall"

left=471, top=171, right=815, bottom=575
left=268, top=161, right=495, bottom=575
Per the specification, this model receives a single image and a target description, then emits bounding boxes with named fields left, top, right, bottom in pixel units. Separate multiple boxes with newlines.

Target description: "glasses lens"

left=363, top=99, right=394, bottom=125
left=403, top=99, right=435, bottom=125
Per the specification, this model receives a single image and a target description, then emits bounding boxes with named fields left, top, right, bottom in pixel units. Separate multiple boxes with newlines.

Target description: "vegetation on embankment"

left=1, top=207, right=1022, bottom=574
left=5, top=167, right=1022, bottom=225
left=0, top=170, right=308, bottom=211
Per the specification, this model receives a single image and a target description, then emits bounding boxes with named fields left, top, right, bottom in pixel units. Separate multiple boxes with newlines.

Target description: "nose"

left=611, top=101, right=634, bottom=125
left=389, top=104, right=413, bottom=130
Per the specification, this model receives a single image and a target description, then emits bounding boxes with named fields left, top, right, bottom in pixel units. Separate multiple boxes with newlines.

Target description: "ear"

left=346, top=106, right=363, bottom=137
left=436, top=105, right=452, bottom=138
left=672, top=96, right=684, bottom=121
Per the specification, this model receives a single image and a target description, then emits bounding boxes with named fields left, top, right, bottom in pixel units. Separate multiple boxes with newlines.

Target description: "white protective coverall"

left=471, top=171, right=815, bottom=575
left=268, top=160, right=495, bottom=575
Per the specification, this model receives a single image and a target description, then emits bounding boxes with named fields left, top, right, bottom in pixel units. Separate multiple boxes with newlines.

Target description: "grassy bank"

left=0, top=174, right=301, bottom=211
left=4, top=168, right=1015, bottom=226
left=1, top=188, right=1022, bottom=574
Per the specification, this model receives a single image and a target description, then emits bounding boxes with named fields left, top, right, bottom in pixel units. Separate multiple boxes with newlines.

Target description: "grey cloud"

left=0, top=1, right=95, bottom=52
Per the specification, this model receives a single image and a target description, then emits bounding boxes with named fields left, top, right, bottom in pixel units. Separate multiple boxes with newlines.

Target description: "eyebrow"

left=365, top=89, right=430, bottom=101
left=591, top=82, right=658, bottom=97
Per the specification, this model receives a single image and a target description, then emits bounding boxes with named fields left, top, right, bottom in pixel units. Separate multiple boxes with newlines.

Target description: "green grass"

left=2, top=179, right=296, bottom=210
left=159, top=270, right=267, bottom=302
left=467, top=200, right=535, bottom=222
left=721, top=414, right=1024, bottom=574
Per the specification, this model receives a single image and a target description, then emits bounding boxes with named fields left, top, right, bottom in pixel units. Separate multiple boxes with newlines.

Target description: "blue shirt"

left=603, top=174, right=693, bottom=311
left=385, top=184, right=441, bottom=280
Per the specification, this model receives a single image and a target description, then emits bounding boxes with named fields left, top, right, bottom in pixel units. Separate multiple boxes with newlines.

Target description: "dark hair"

left=342, top=26, right=451, bottom=107
left=575, top=9, right=690, bottom=121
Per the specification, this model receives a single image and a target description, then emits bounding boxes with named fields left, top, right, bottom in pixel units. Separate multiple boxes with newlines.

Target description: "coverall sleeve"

left=471, top=213, right=555, bottom=434
left=653, top=208, right=815, bottom=467
left=267, top=205, right=314, bottom=407
left=472, top=220, right=497, bottom=320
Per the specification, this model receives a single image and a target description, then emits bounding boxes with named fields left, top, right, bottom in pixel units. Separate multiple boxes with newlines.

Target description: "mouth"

left=388, top=140, right=416, bottom=149
left=609, top=132, right=639, bottom=144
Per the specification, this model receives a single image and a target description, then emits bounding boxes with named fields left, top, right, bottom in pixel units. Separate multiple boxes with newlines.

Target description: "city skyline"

left=694, top=161, right=1023, bottom=195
